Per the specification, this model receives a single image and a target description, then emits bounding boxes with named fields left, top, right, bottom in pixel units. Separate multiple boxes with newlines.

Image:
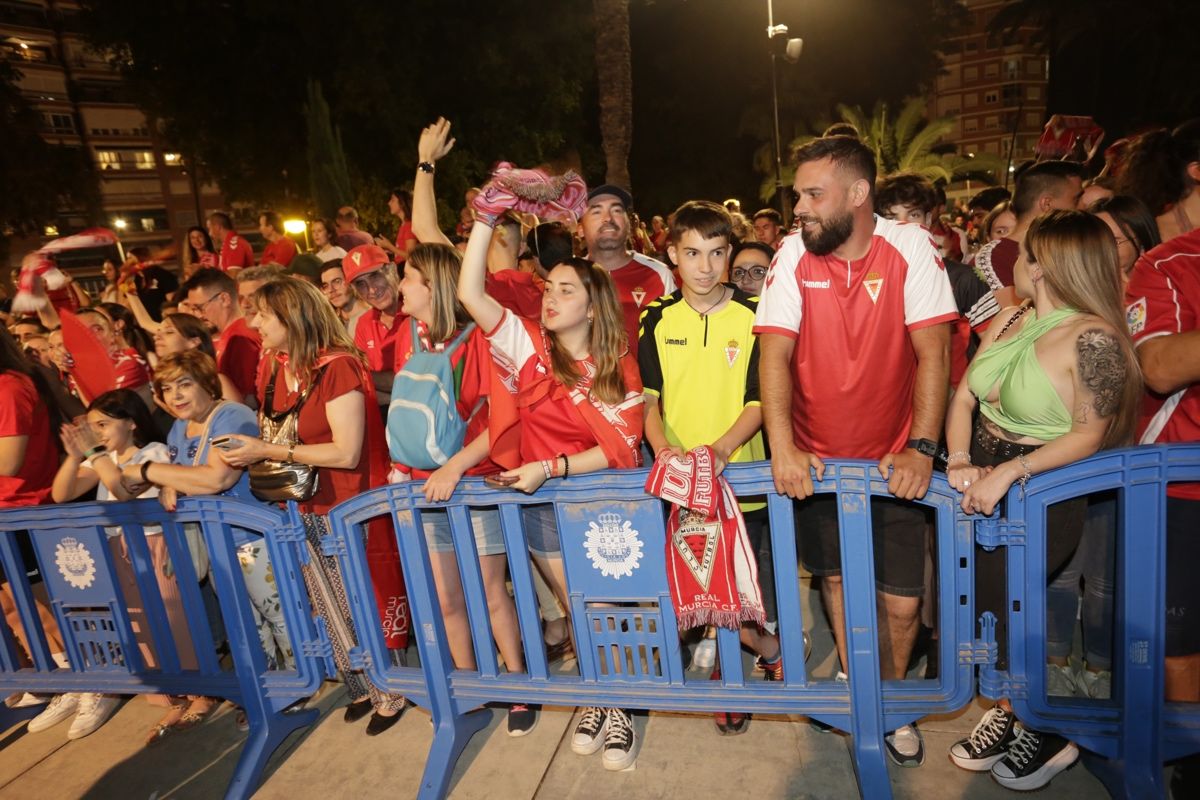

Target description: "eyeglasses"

left=1112, top=235, right=1133, bottom=247
left=191, top=291, right=226, bottom=312
left=731, top=266, right=768, bottom=282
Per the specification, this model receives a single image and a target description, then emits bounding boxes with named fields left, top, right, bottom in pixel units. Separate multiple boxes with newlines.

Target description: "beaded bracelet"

left=1016, top=454, right=1033, bottom=497
left=541, top=460, right=553, bottom=480
left=558, top=453, right=570, bottom=479
left=946, top=451, right=971, bottom=466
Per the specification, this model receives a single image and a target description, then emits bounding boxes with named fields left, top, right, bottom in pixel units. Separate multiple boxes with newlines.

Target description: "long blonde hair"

left=254, top=277, right=363, bottom=382
left=547, top=258, right=627, bottom=405
left=1025, top=210, right=1143, bottom=448
left=406, top=243, right=473, bottom=343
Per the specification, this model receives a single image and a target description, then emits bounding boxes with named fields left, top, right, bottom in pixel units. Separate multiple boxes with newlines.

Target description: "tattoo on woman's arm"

left=1076, top=328, right=1126, bottom=418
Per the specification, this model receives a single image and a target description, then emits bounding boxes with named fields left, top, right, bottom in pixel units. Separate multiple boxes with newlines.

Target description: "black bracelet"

left=417, top=161, right=435, bottom=174
left=139, top=461, right=152, bottom=484
left=558, top=453, right=570, bottom=479
left=82, top=444, right=106, bottom=460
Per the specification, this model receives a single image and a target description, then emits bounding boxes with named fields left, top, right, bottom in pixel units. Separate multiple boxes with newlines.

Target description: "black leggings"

left=971, top=423, right=1085, bottom=671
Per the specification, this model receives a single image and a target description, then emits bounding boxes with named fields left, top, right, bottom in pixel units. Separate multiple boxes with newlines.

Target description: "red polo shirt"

left=260, top=236, right=298, bottom=267
left=353, top=306, right=406, bottom=372
left=215, top=316, right=262, bottom=399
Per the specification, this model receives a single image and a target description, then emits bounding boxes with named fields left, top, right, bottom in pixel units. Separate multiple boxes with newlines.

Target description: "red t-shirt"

left=753, top=218, right=959, bottom=459
left=113, top=347, right=151, bottom=390
left=608, top=254, right=676, bottom=349
left=219, top=232, right=255, bottom=271
left=485, top=309, right=644, bottom=466
left=391, top=320, right=499, bottom=478
left=353, top=307, right=406, bottom=373
left=393, top=221, right=418, bottom=265
left=260, top=355, right=383, bottom=515
left=1126, top=228, right=1200, bottom=499
left=487, top=269, right=543, bottom=321
left=215, top=317, right=262, bottom=399
left=0, top=372, right=57, bottom=507
left=260, top=237, right=298, bottom=267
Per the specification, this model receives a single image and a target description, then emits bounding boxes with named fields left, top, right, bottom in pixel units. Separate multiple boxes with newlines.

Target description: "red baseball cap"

left=342, top=244, right=391, bottom=283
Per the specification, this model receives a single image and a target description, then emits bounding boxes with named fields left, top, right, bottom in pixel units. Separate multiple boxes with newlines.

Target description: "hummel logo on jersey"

left=802, top=279, right=831, bottom=289
left=665, top=337, right=688, bottom=346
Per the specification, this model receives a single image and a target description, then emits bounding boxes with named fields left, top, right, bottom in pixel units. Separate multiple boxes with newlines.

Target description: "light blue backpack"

left=386, top=318, right=476, bottom=470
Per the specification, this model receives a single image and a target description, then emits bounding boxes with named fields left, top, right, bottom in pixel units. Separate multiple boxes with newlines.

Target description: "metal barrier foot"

left=418, top=709, right=491, bottom=800
left=225, top=708, right=320, bottom=800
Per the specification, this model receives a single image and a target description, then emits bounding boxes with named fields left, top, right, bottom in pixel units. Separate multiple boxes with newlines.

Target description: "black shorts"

left=794, top=493, right=929, bottom=597
left=1166, top=497, right=1200, bottom=657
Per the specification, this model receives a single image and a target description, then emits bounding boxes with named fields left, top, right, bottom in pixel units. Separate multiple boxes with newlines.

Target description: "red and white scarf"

left=645, top=446, right=765, bottom=631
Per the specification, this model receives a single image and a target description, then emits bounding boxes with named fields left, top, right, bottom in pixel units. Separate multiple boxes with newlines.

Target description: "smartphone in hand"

left=210, top=435, right=244, bottom=451
left=483, top=474, right=520, bottom=489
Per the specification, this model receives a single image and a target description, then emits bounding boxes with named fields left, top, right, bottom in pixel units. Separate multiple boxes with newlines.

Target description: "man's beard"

left=800, top=209, right=855, bottom=256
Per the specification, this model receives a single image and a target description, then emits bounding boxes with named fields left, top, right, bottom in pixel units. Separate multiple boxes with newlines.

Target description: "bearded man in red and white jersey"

left=755, top=135, right=957, bottom=766
left=580, top=184, right=675, bottom=350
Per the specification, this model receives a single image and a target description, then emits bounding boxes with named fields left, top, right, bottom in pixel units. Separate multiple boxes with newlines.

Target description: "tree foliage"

left=304, top=80, right=352, bottom=221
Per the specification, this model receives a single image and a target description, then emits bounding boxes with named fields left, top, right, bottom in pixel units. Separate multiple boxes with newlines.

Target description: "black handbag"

left=248, top=363, right=323, bottom=502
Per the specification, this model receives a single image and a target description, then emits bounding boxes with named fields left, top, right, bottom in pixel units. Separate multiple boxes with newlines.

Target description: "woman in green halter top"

left=941, top=211, right=1143, bottom=790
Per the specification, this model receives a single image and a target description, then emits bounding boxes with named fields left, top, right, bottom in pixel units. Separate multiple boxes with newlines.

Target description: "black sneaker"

left=885, top=723, right=925, bottom=767
left=949, top=706, right=1018, bottom=771
left=990, top=725, right=1079, bottom=790
left=602, top=707, right=636, bottom=771
left=507, top=703, right=538, bottom=737
left=571, top=706, right=607, bottom=755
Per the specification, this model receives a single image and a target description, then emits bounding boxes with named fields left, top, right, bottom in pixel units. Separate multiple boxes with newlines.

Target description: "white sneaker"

left=602, top=708, right=637, bottom=771
left=1046, top=663, right=1078, bottom=697
left=27, top=694, right=80, bottom=733
left=693, top=636, right=716, bottom=670
left=68, top=693, right=120, bottom=739
left=7, top=692, right=49, bottom=709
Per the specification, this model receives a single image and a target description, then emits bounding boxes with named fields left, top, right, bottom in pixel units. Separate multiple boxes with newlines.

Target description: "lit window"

left=134, top=151, right=155, bottom=170
left=96, top=151, right=121, bottom=171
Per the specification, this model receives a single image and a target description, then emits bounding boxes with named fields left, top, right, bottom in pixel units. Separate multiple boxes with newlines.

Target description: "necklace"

left=685, top=285, right=728, bottom=317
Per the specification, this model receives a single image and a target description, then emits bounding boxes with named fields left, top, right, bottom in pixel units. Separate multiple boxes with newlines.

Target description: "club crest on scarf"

left=584, top=512, right=644, bottom=579
left=674, top=508, right=720, bottom=591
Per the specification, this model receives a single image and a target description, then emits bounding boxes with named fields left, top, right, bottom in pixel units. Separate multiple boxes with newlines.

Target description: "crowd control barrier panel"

left=980, top=444, right=1200, bottom=800
left=0, top=496, right=329, bottom=800
left=324, top=460, right=983, bottom=800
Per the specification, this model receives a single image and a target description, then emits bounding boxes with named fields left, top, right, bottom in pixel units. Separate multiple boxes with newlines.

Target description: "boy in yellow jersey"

left=638, top=200, right=781, bottom=735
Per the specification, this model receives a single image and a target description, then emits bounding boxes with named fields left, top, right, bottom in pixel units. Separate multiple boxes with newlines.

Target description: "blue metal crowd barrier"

left=323, top=460, right=983, bottom=800
left=3, top=448, right=1196, bottom=799
left=0, top=496, right=329, bottom=800
left=981, top=443, right=1200, bottom=800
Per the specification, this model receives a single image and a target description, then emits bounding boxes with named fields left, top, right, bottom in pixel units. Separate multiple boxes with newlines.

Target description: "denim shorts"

left=521, top=504, right=561, bottom=559
left=421, top=507, right=505, bottom=557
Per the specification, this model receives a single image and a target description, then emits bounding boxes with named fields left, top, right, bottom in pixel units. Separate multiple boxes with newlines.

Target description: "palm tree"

left=592, top=0, right=632, bottom=189
left=758, top=97, right=1003, bottom=202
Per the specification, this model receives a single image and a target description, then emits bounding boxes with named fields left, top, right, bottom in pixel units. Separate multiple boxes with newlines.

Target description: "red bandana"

left=645, top=446, right=765, bottom=631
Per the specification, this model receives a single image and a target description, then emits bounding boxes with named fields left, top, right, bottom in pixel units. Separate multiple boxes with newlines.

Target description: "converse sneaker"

left=990, top=725, right=1079, bottom=791
left=757, top=654, right=784, bottom=682
left=1076, top=668, right=1111, bottom=700
left=507, top=703, right=538, bottom=737
left=571, top=706, right=608, bottom=755
left=27, top=693, right=80, bottom=733
left=602, top=707, right=637, bottom=771
left=949, top=706, right=1018, bottom=771
left=885, top=723, right=925, bottom=767
left=1046, top=663, right=1078, bottom=697
left=67, top=693, right=120, bottom=740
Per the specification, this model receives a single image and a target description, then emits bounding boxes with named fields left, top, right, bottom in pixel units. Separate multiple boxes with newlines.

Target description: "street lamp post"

left=767, top=1, right=803, bottom=222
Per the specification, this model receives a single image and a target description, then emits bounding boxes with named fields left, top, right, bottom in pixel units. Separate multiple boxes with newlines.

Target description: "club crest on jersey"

left=1126, top=297, right=1147, bottom=335
left=724, top=339, right=741, bottom=367
left=631, top=287, right=646, bottom=306
left=863, top=272, right=883, bottom=304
